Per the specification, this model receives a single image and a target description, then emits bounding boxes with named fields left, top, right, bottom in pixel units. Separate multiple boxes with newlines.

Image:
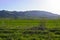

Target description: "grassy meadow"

left=0, top=18, right=60, bottom=40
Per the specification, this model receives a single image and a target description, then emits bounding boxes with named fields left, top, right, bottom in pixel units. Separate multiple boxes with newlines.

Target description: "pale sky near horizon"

left=0, top=0, right=60, bottom=15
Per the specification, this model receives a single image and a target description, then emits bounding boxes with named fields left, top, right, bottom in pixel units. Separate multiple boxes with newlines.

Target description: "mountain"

left=24, top=11, right=59, bottom=19
left=0, top=10, right=59, bottom=19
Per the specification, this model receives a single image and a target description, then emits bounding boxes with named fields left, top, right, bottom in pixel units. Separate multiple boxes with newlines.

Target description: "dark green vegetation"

left=0, top=19, right=60, bottom=40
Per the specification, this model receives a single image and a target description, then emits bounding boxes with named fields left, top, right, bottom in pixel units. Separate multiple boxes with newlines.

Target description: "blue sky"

left=0, top=0, right=60, bottom=15
left=0, top=0, right=45, bottom=11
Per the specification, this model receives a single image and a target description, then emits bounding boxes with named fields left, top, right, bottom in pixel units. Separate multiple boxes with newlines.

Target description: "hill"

left=0, top=10, right=59, bottom=19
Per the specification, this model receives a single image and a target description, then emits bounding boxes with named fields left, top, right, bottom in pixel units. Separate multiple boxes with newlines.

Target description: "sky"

left=0, top=0, right=60, bottom=15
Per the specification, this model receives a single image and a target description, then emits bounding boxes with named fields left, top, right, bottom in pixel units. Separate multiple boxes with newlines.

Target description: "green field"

left=0, top=19, right=60, bottom=40
left=0, top=19, right=40, bottom=29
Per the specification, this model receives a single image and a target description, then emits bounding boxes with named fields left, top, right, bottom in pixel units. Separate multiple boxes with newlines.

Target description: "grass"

left=0, top=18, right=60, bottom=40
left=0, top=19, right=40, bottom=29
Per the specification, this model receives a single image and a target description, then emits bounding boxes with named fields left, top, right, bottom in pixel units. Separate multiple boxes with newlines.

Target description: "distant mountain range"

left=0, top=10, right=60, bottom=19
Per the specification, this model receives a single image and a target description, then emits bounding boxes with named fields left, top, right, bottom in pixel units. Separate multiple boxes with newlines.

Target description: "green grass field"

left=0, top=19, right=40, bottom=29
left=0, top=18, right=60, bottom=40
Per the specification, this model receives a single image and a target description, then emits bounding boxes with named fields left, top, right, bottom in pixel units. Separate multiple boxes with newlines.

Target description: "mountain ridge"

left=0, top=10, right=60, bottom=19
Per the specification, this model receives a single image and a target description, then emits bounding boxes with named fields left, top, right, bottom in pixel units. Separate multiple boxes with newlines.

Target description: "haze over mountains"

left=0, top=10, right=59, bottom=19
